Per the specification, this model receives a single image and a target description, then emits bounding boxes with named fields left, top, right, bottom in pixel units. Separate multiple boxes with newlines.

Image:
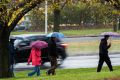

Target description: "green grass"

left=11, top=28, right=119, bottom=36
left=61, top=28, right=115, bottom=36
left=66, top=39, right=120, bottom=55
left=2, top=66, right=120, bottom=80
left=11, top=31, right=44, bottom=35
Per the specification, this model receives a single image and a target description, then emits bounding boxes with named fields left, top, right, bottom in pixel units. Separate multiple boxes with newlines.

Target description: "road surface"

left=14, top=54, right=120, bottom=71
left=59, top=54, right=120, bottom=69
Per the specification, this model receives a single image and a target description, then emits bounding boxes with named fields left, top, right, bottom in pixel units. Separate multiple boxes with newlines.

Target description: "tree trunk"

left=0, top=23, right=11, bottom=78
left=118, top=18, right=120, bottom=30
left=53, top=9, right=60, bottom=32
left=113, top=17, right=118, bottom=32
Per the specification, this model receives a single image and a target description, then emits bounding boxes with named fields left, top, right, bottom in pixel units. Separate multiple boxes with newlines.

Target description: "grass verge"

left=1, top=66, right=120, bottom=80
left=11, top=28, right=117, bottom=36
left=66, top=39, right=120, bottom=55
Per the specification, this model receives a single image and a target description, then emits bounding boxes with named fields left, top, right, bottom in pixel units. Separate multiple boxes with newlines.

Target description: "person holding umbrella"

left=46, top=32, right=64, bottom=75
left=27, top=40, right=48, bottom=76
left=97, top=35, right=113, bottom=72
left=46, top=36, right=58, bottom=75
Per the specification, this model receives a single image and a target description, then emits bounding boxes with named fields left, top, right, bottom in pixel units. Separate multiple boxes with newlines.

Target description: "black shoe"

left=110, top=69, right=113, bottom=72
left=46, top=71, right=50, bottom=75
left=52, top=71, right=56, bottom=75
left=97, top=71, right=100, bottom=73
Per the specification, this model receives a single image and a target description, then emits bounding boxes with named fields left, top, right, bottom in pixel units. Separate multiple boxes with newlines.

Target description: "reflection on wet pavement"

left=14, top=54, right=120, bottom=71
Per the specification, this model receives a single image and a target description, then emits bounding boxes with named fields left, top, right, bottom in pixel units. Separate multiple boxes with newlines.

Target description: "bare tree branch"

left=61, top=0, right=68, bottom=9
left=10, top=0, right=32, bottom=12
left=8, top=0, right=32, bottom=22
left=103, top=0, right=120, bottom=10
left=9, top=0, right=44, bottom=31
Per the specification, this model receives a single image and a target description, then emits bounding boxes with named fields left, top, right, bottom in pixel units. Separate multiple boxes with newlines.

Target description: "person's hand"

left=109, top=43, right=111, bottom=47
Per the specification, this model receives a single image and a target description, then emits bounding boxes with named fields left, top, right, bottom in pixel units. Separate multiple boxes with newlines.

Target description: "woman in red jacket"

left=27, top=48, right=41, bottom=76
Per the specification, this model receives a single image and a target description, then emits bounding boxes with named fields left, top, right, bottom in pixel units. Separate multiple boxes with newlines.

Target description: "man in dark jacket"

left=46, top=37, right=58, bottom=75
left=97, top=35, right=113, bottom=72
left=9, top=38, right=16, bottom=77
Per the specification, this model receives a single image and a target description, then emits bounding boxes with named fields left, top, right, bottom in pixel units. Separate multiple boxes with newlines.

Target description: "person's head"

left=104, top=35, right=110, bottom=40
left=10, top=38, right=15, bottom=44
left=50, top=37, right=56, bottom=41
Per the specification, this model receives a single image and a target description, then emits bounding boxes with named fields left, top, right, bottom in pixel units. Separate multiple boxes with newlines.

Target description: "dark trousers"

left=97, top=55, right=113, bottom=72
left=47, top=56, right=57, bottom=75
left=10, top=64, right=14, bottom=77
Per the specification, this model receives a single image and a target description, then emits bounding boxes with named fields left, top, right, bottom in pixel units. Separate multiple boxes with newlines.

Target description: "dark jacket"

left=48, top=38, right=57, bottom=57
left=99, top=38, right=111, bottom=56
left=9, top=43, right=15, bottom=65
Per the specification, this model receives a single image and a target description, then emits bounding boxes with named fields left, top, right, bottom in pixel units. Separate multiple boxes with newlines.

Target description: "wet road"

left=14, top=54, right=120, bottom=71
left=59, top=54, right=120, bottom=69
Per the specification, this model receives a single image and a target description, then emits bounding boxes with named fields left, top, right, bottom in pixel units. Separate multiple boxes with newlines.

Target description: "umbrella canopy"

left=46, top=32, right=64, bottom=39
left=100, top=32, right=120, bottom=37
left=30, top=40, right=48, bottom=49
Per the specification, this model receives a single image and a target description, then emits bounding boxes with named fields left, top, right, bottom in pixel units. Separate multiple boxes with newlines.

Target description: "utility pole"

left=45, top=0, right=48, bottom=34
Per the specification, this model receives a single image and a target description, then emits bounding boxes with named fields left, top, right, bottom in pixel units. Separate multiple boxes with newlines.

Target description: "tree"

left=101, top=0, right=120, bottom=31
left=23, top=0, right=69, bottom=32
left=101, top=0, right=120, bottom=9
left=50, top=0, right=72, bottom=32
left=29, top=6, right=45, bottom=31
left=0, top=0, right=43, bottom=78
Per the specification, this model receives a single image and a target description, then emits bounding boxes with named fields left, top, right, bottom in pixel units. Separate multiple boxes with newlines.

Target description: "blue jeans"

left=28, top=66, right=40, bottom=76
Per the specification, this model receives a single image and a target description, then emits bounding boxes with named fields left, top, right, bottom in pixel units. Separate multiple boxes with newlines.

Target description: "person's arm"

left=101, top=39, right=109, bottom=50
left=107, top=43, right=111, bottom=49
left=27, top=52, right=32, bottom=65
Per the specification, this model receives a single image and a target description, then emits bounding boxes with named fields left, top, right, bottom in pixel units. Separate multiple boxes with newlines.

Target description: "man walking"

left=97, top=35, right=113, bottom=72
left=9, top=38, right=16, bottom=77
left=46, top=37, right=58, bottom=75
